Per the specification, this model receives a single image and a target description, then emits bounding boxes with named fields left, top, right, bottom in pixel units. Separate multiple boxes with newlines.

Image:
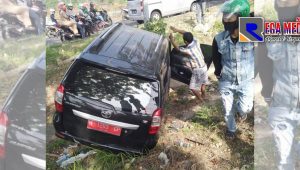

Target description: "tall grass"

left=0, top=35, right=45, bottom=72
left=46, top=35, right=96, bottom=67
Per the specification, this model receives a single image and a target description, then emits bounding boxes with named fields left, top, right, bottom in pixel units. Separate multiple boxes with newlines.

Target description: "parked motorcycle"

left=45, top=24, right=63, bottom=40
left=45, top=24, right=79, bottom=42
left=0, top=13, right=36, bottom=40
left=98, top=9, right=112, bottom=26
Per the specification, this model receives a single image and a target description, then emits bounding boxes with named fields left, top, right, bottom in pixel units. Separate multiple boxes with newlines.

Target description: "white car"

left=124, top=0, right=197, bottom=22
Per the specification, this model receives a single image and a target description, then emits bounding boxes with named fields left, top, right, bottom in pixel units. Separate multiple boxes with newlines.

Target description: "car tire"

left=146, top=135, right=158, bottom=150
left=53, top=112, right=64, bottom=132
left=150, top=11, right=161, bottom=21
left=137, top=20, right=144, bottom=24
left=191, top=2, right=197, bottom=12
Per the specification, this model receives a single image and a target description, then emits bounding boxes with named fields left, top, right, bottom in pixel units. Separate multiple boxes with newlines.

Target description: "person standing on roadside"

left=212, top=0, right=254, bottom=140
left=196, top=0, right=207, bottom=25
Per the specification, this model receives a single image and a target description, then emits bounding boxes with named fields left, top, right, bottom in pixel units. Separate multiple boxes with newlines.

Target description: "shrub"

left=143, top=19, right=167, bottom=35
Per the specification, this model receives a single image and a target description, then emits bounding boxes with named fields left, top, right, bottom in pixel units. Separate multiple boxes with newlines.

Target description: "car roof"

left=79, top=23, right=168, bottom=80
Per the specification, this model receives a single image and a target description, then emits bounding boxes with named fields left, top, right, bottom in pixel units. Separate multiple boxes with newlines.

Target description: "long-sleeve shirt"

left=212, top=37, right=222, bottom=77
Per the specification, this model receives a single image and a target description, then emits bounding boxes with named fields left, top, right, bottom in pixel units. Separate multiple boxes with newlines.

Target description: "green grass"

left=176, top=86, right=189, bottom=96
left=47, top=138, right=72, bottom=153
left=83, top=150, right=135, bottom=170
left=0, top=35, right=45, bottom=72
left=46, top=35, right=96, bottom=67
left=47, top=138, right=136, bottom=170
left=192, top=102, right=223, bottom=129
left=46, top=35, right=98, bottom=80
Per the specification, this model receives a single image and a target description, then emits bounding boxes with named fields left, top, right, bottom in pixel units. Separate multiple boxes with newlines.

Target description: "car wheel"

left=146, top=135, right=158, bottom=150
left=137, top=20, right=144, bottom=24
left=191, top=2, right=197, bottom=12
left=150, top=11, right=161, bottom=21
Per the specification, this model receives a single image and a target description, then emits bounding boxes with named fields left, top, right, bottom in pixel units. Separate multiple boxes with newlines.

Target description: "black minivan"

left=53, top=23, right=171, bottom=153
left=53, top=23, right=211, bottom=153
left=0, top=53, right=45, bottom=169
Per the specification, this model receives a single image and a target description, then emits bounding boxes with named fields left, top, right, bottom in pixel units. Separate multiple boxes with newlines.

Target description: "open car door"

left=170, top=44, right=212, bottom=85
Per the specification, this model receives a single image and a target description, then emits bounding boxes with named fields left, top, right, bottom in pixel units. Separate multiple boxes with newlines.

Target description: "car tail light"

left=55, top=84, right=64, bottom=112
left=148, top=108, right=162, bottom=134
left=0, top=111, right=9, bottom=158
left=140, top=0, right=144, bottom=12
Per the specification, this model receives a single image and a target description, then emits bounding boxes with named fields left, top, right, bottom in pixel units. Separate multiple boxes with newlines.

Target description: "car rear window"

left=64, top=60, right=159, bottom=113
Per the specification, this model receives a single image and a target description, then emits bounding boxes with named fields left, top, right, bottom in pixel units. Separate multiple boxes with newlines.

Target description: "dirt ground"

left=46, top=1, right=254, bottom=169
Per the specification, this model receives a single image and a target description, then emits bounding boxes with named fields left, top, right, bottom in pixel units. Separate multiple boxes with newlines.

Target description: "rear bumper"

left=122, top=8, right=144, bottom=21
left=56, top=131, right=145, bottom=154
left=55, top=130, right=158, bottom=154
left=127, top=15, right=144, bottom=21
left=53, top=112, right=158, bottom=154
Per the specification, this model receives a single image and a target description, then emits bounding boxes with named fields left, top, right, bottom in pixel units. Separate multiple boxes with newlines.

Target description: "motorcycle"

left=58, top=25, right=78, bottom=41
left=45, top=24, right=63, bottom=40
left=0, top=13, right=36, bottom=40
left=98, top=9, right=112, bottom=26
left=90, top=10, right=112, bottom=31
left=45, top=23, right=78, bottom=42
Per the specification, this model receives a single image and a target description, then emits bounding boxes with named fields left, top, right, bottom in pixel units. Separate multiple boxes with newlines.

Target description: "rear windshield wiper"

left=104, top=67, right=128, bottom=75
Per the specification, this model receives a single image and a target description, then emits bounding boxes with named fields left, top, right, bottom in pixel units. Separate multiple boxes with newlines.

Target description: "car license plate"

left=87, top=120, right=122, bottom=136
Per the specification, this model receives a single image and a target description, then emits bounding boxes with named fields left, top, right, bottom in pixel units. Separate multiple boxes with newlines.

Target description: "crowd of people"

left=48, top=2, right=109, bottom=39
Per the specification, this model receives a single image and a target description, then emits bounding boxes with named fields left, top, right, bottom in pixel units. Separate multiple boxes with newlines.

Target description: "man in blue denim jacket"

left=265, top=0, right=300, bottom=169
left=212, top=0, right=254, bottom=139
